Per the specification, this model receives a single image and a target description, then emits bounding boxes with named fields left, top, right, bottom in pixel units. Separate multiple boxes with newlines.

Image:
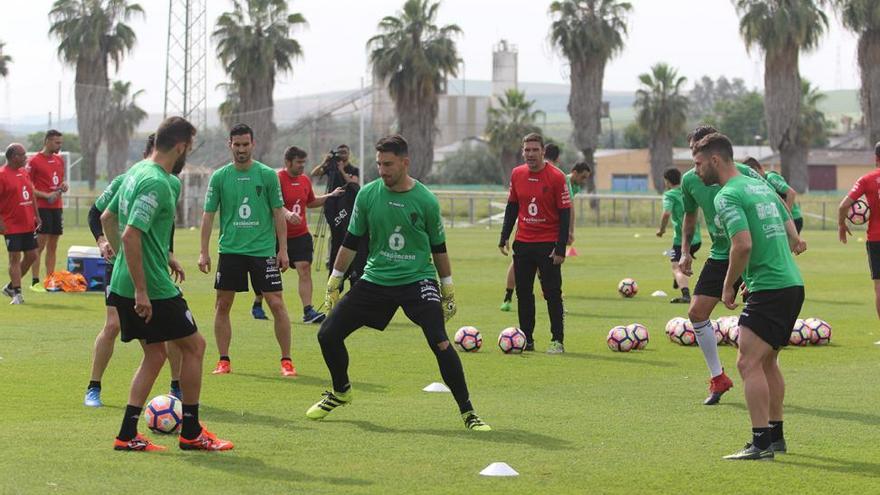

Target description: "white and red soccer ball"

left=628, top=323, right=649, bottom=350
left=789, top=319, right=812, bottom=346
left=617, top=278, right=638, bottom=298
left=715, top=315, right=739, bottom=345
left=498, top=327, right=527, bottom=354
left=454, top=326, right=482, bottom=352
left=804, top=318, right=832, bottom=345
left=848, top=199, right=870, bottom=225
left=670, top=320, right=697, bottom=346
left=144, top=394, right=182, bottom=434
left=666, top=317, right=686, bottom=342
left=607, top=326, right=635, bottom=352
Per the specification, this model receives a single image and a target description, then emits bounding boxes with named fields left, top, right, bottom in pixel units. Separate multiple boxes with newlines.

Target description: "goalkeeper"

left=305, top=135, right=490, bottom=431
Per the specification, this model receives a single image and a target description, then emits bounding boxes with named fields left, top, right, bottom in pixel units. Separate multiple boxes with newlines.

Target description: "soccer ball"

left=666, top=317, right=686, bottom=341
left=671, top=320, right=697, bottom=346
left=789, top=318, right=812, bottom=346
left=716, top=316, right=739, bottom=345
left=727, top=325, right=740, bottom=348
left=618, top=278, right=638, bottom=298
left=144, top=394, right=182, bottom=434
left=710, top=320, right=724, bottom=345
left=805, top=318, right=832, bottom=345
left=627, top=323, right=649, bottom=350
left=607, top=326, right=635, bottom=352
left=498, top=327, right=527, bottom=354
left=848, top=199, right=870, bottom=225
left=454, top=326, right=482, bottom=352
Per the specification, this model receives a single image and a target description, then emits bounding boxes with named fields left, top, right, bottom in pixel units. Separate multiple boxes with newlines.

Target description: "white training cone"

left=651, top=290, right=668, bottom=297
left=422, top=382, right=451, bottom=393
left=480, top=462, right=519, bottom=477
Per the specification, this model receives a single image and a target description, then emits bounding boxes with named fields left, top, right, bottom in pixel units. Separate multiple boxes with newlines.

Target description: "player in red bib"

left=839, top=141, right=880, bottom=341
left=499, top=133, right=571, bottom=353
left=273, top=146, right=343, bottom=324
left=0, top=143, right=41, bottom=305
left=26, top=130, right=67, bottom=291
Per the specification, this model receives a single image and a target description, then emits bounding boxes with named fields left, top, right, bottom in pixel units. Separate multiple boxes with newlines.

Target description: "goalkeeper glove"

left=440, top=279, right=456, bottom=322
left=323, top=271, right=344, bottom=313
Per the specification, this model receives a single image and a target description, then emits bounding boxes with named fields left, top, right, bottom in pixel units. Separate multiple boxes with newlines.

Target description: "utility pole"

left=164, top=0, right=208, bottom=135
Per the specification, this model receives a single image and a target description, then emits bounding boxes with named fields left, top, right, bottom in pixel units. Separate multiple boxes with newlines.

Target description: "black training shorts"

left=104, top=263, right=114, bottom=306
left=284, top=233, right=314, bottom=264
left=4, top=232, right=37, bottom=252
left=215, top=253, right=283, bottom=293
left=108, top=293, right=198, bottom=344
left=794, top=217, right=803, bottom=234
left=694, top=257, right=743, bottom=298
left=38, top=209, right=63, bottom=235
left=866, top=241, right=880, bottom=280
left=738, top=286, right=805, bottom=350
left=318, top=279, right=448, bottom=345
left=670, top=243, right=701, bottom=263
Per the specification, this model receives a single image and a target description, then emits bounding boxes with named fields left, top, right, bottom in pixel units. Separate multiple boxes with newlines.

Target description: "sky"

left=0, top=0, right=861, bottom=123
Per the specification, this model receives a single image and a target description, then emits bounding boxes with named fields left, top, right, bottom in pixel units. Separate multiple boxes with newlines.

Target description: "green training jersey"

left=715, top=174, right=802, bottom=292
left=348, top=179, right=445, bottom=286
left=681, top=162, right=764, bottom=261
left=565, top=174, right=581, bottom=198
left=204, top=161, right=283, bottom=257
left=662, top=187, right=701, bottom=247
left=107, top=161, right=180, bottom=300
left=765, top=171, right=802, bottom=220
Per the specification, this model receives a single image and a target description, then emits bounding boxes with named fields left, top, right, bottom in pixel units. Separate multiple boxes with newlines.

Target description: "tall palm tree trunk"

left=649, top=134, right=673, bottom=192
left=764, top=44, right=805, bottom=191
left=787, top=144, right=810, bottom=191
left=397, top=94, right=437, bottom=180
left=570, top=59, right=604, bottom=203
left=239, top=78, right=276, bottom=161
left=858, top=30, right=880, bottom=145
left=75, top=54, right=108, bottom=190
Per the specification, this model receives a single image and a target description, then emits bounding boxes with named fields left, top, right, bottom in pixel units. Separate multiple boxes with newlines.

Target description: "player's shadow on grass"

left=200, top=404, right=303, bottom=431
left=803, top=298, right=862, bottom=306
left=233, top=372, right=388, bottom=393
left=331, top=419, right=573, bottom=451
left=720, top=402, right=880, bottom=427
left=563, top=351, right=674, bottom=368
left=24, top=302, right=84, bottom=311
left=782, top=453, right=880, bottom=478
left=181, top=453, right=373, bottom=487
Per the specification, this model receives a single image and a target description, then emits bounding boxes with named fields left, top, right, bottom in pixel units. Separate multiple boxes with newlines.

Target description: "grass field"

left=1, top=225, right=879, bottom=494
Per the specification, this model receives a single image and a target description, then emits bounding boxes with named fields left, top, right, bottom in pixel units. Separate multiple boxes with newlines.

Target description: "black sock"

left=12, top=286, right=21, bottom=294
left=682, top=287, right=690, bottom=297
left=434, top=345, right=472, bottom=414
left=252, top=301, right=262, bottom=309
left=752, top=427, right=771, bottom=450
left=181, top=403, right=201, bottom=439
left=769, top=421, right=784, bottom=442
left=117, top=404, right=143, bottom=441
left=219, top=355, right=230, bottom=362
left=503, top=289, right=513, bottom=302
left=281, top=357, right=291, bottom=362
left=32, top=277, right=39, bottom=286
left=304, top=305, right=313, bottom=314
left=170, top=380, right=180, bottom=391
left=88, top=380, right=101, bottom=390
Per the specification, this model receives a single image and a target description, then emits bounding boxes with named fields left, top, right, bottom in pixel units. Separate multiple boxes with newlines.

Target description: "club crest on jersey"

left=410, top=212, right=419, bottom=226
left=256, top=185, right=263, bottom=197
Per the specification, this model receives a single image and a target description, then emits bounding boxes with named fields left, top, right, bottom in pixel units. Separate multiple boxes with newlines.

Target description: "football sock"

left=503, top=289, right=513, bottom=302
left=170, top=380, right=180, bottom=390
left=769, top=421, right=784, bottom=441
left=12, top=286, right=21, bottom=294
left=32, top=277, right=39, bottom=286
left=693, top=320, right=723, bottom=377
left=88, top=380, right=101, bottom=390
left=433, top=344, right=472, bottom=414
left=681, top=287, right=690, bottom=297
left=219, top=355, right=230, bottom=362
left=252, top=301, right=261, bottom=309
left=304, top=305, right=313, bottom=314
left=181, top=403, right=200, bottom=439
left=281, top=357, right=292, bottom=363
left=752, top=427, right=771, bottom=450
left=118, top=404, right=142, bottom=441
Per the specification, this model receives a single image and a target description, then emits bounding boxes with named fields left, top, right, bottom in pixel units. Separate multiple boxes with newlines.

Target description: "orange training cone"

left=566, top=246, right=578, bottom=257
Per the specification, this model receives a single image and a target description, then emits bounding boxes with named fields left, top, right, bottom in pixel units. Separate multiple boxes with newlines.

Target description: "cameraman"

left=311, top=144, right=368, bottom=287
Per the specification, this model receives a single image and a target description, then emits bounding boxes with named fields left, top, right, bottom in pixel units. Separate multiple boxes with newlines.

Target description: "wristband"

left=331, top=269, right=345, bottom=278
left=440, top=276, right=453, bottom=285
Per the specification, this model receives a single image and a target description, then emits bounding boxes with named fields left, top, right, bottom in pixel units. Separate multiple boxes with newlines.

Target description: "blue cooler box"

left=67, top=246, right=108, bottom=292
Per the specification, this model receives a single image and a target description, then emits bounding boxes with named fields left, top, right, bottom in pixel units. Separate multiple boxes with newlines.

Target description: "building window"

left=611, top=174, right=648, bottom=192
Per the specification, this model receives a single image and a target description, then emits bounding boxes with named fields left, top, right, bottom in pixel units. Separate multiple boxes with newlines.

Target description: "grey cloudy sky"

left=0, top=0, right=860, bottom=123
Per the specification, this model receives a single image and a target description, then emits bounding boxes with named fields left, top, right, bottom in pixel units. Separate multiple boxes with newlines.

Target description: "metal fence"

left=62, top=191, right=857, bottom=232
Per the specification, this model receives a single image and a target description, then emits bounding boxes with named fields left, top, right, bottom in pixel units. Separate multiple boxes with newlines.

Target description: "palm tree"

left=549, top=0, right=632, bottom=198
left=0, top=41, right=12, bottom=78
left=734, top=0, right=828, bottom=192
left=633, top=63, right=689, bottom=191
left=49, top=0, right=143, bottom=190
left=105, top=81, right=147, bottom=179
left=213, top=0, right=306, bottom=160
left=216, top=81, right=241, bottom=130
left=368, top=0, right=462, bottom=179
left=790, top=79, right=832, bottom=177
left=485, top=89, right=545, bottom=182
left=835, top=0, right=880, bottom=145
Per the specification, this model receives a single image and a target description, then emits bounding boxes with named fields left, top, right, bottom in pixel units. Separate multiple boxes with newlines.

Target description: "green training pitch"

left=1, top=226, right=879, bottom=494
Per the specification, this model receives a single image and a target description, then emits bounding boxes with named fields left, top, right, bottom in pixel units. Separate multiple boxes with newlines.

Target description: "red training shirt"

left=27, top=152, right=65, bottom=209
left=278, top=169, right=316, bottom=238
left=0, top=165, right=37, bottom=235
left=848, top=168, right=880, bottom=241
left=507, top=163, right=571, bottom=243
